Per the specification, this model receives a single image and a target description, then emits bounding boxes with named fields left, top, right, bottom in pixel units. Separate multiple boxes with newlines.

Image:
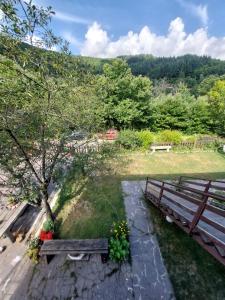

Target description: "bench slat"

left=40, top=239, right=108, bottom=255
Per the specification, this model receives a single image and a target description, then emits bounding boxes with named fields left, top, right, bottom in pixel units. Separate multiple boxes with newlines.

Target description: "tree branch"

left=5, top=128, right=43, bottom=185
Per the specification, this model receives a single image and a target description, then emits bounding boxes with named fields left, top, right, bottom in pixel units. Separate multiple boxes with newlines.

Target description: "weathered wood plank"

left=40, top=239, right=108, bottom=255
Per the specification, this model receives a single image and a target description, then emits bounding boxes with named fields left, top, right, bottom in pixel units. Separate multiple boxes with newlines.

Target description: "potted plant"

left=39, top=219, right=54, bottom=241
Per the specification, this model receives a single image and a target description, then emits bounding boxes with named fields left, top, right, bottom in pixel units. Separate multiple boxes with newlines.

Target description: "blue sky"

left=33, top=0, right=225, bottom=59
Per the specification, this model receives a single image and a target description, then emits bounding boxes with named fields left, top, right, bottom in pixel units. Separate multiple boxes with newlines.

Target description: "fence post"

left=202, top=180, right=211, bottom=200
left=189, top=188, right=210, bottom=234
left=145, top=177, right=149, bottom=195
left=177, top=176, right=182, bottom=192
left=158, top=182, right=165, bottom=207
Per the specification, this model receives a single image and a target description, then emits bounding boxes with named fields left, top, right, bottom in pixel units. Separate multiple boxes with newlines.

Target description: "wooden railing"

left=178, top=176, right=225, bottom=207
left=145, top=177, right=225, bottom=266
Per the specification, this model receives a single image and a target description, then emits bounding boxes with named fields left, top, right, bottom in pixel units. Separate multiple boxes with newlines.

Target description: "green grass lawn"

left=120, top=151, right=225, bottom=180
left=56, top=175, right=124, bottom=239
left=56, top=151, right=225, bottom=239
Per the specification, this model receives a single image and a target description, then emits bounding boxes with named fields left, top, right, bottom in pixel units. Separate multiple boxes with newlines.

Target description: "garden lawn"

left=56, top=151, right=225, bottom=239
left=119, top=151, right=225, bottom=180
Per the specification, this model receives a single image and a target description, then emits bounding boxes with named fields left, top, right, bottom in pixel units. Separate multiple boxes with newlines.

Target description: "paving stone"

left=122, top=181, right=175, bottom=300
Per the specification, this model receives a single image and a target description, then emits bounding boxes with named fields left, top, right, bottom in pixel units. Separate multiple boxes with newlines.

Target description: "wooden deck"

left=145, top=177, right=225, bottom=266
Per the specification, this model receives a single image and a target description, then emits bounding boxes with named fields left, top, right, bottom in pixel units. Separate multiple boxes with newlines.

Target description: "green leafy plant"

left=116, top=130, right=141, bottom=149
left=109, top=220, right=130, bottom=262
left=137, top=130, right=155, bottom=149
left=109, top=235, right=129, bottom=262
left=43, top=218, right=54, bottom=232
left=26, top=237, right=41, bottom=264
left=157, top=130, right=183, bottom=144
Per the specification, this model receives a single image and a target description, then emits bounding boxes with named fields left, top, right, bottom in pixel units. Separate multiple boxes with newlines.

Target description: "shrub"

left=137, top=130, right=154, bottom=149
left=157, top=130, right=183, bottom=144
left=26, top=237, right=41, bottom=264
left=43, top=218, right=54, bottom=232
left=116, top=130, right=141, bottom=149
left=109, top=220, right=130, bottom=262
left=184, top=135, right=197, bottom=143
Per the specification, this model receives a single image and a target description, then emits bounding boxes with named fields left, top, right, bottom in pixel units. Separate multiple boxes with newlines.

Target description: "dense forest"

left=80, top=54, right=225, bottom=95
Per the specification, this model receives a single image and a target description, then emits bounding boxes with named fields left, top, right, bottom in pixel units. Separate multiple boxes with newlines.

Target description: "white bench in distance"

left=150, top=145, right=172, bottom=153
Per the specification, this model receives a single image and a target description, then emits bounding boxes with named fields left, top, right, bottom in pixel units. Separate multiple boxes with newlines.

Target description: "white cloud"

left=80, top=18, right=225, bottom=60
left=177, top=0, right=208, bottom=26
left=54, top=11, right=90, bottom=25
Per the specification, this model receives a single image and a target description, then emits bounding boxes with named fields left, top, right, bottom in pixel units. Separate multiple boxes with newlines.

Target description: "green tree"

left=96, top=59, right=153, bottom=129
left=0, top=0, right=101, bottom=220
left=208, top=80, right=225, bottom=136
left=150, top=88, right=193, bottom=132
left=187, top=96, right=212, bottom=134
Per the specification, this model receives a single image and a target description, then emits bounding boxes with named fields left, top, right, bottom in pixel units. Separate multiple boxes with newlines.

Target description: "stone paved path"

left=122, top=181, right=175, bottom=300
left=2, top=254, right=133, bottom=300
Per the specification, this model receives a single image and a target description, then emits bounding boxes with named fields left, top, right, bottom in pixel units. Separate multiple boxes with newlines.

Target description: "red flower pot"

left=39, top=230, right=53, bottom=241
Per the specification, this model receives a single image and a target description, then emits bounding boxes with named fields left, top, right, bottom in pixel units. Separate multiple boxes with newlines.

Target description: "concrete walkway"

left=122, top=181, right=175, bottom=300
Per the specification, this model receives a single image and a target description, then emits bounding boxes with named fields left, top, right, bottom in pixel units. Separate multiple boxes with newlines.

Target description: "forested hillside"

left=82, top=54, right=225, bottom=94
left=2, top=38, right=225, bottom=95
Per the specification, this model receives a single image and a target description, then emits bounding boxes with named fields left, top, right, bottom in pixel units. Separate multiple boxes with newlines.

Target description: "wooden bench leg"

left=42, top=254, right=55, bottom=264
left=101, top=253, right=108, bottom=263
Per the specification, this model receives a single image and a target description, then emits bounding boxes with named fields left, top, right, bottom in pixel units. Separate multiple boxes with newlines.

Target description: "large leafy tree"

left=149, top=84, right=211, bottom=133
left=208, top=80, right=225, bottom=136
left=96, top=59, right=153, bottom=129
left=150, top=85, right=193, bottom=132
left=0, top=0, right=101, bottom=219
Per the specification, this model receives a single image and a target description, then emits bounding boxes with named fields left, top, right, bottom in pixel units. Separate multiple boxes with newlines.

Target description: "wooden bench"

left=150, top=145, right=172, bottom=153
left=39, top=239, right=108, bottom=263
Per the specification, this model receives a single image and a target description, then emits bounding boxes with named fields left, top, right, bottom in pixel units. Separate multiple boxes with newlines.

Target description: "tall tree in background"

left=96, top=59, right=153, bottom=129
left=0, top=0, right=101, bottom=220
left=209, top=80, right=225, bottom=136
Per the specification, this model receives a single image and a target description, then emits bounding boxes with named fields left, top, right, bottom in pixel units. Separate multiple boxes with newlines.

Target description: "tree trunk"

left=42, top=189, right=54, bottom=221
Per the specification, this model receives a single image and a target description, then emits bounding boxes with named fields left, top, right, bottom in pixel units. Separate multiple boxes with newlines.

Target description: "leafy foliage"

left=26, top=237, right=41, bottom=264
left=43, top=218, right=54, bottom=232
left=0, top=1, right=102, bottom=220
left=209, top=80, right=225, bottom=136
left=157, top=130, right=183, bottom=144
left=116, top=130, right=141, bottom=149
left=109, top=220, right=130, bottom=262
left=96, top=59, right=152, bottom=129
left=121, top=54, right=225, bottom=94
left=137, top=130, right=154, bottom=149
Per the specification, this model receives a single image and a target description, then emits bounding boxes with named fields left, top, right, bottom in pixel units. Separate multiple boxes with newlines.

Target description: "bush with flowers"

left=109, top=220, right=130, bottom=262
